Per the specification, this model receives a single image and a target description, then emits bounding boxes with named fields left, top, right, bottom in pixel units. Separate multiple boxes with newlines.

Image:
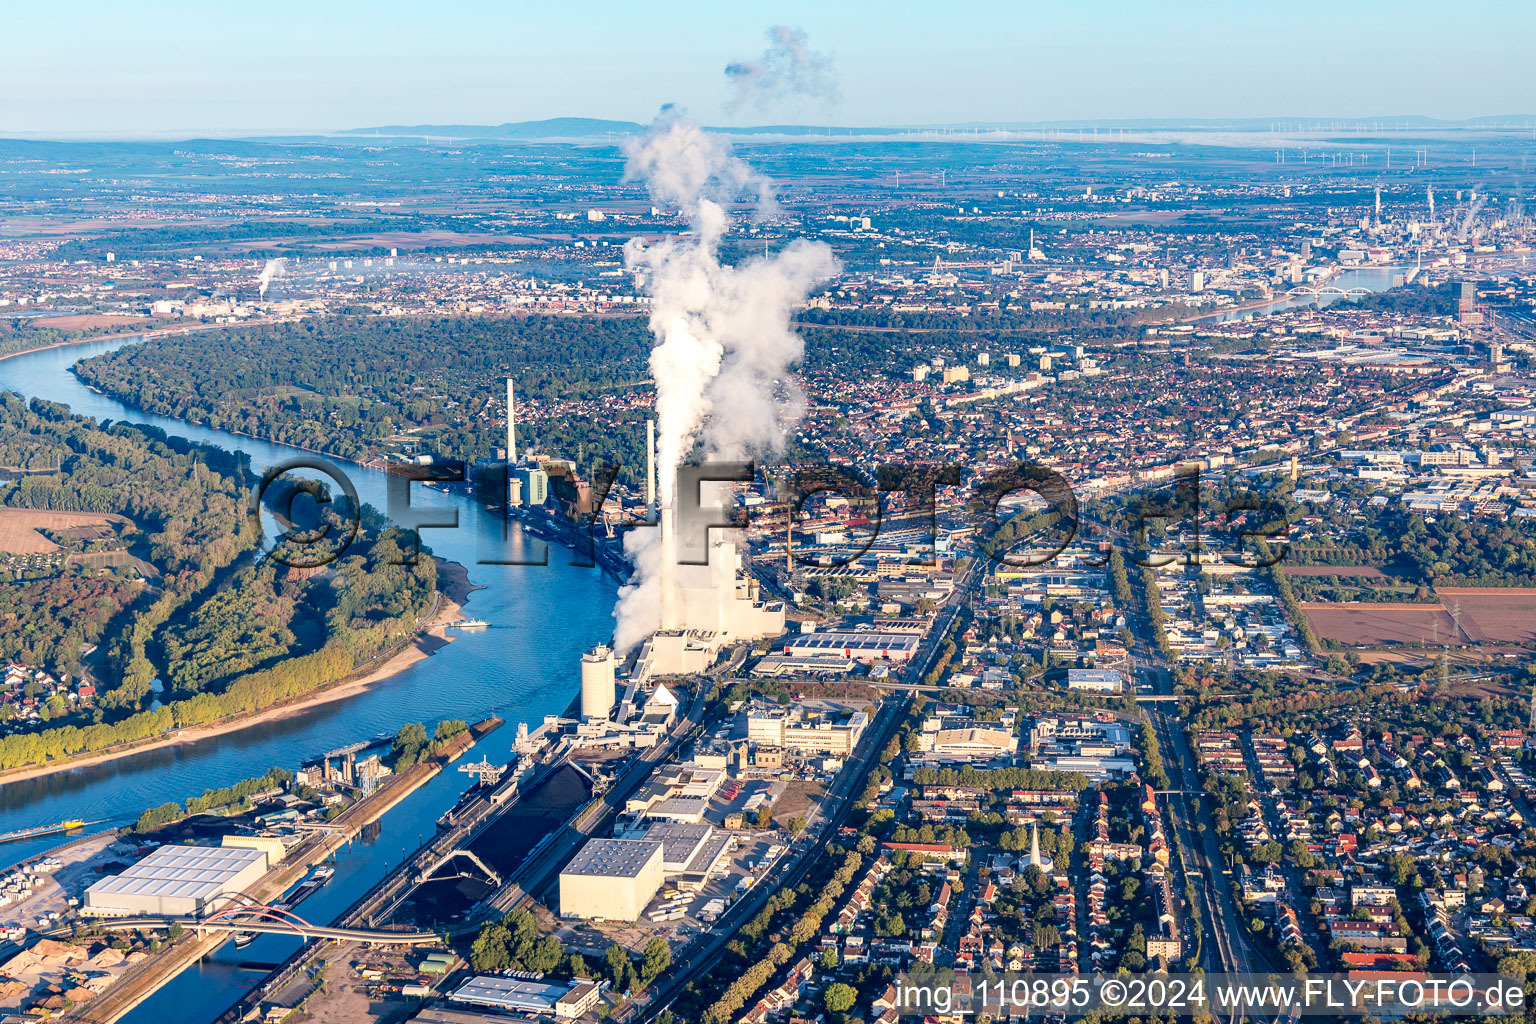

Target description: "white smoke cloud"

left=611, top=110, right=839, bottom=653
left=1457, top=191, right=1485, bottom=242
left=258, top=258, right=285, bottom=298
left=613, top=526, right=664, bottom=655
left=724, top=26, right=839, bottom=112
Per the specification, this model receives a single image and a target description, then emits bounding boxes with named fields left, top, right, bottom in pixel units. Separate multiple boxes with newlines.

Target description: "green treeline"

left=702, top=848, right=865, bottom=1024
left=387, top=718, right=468, bottom=770
left=0, top=394, right=439, bottom=772
left=910, top=764, right=1091, bottom=791
left=133, top=767, right=294, bottom=832
left=1267, top=561, right=1320, bottom=654
left=73, top=314, right=654, bottom=484
left=1140, top=565, right=1172, bottom=659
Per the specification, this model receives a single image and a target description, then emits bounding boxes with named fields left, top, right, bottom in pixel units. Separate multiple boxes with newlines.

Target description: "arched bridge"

left=1287, top=285, right=1374, bottom=298
left=93, top=896, right=438, bottom=945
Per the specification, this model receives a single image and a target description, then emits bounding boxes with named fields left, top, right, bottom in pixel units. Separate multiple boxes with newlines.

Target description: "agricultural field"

left=1300, top=602, right=1458, bottom=647
left=1434, top=588, right=1536, bottom=645
left=0, top=510, right=130, bottom=555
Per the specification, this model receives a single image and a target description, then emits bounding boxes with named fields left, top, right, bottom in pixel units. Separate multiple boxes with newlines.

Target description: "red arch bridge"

left=94, top=895, right=437, bottom=945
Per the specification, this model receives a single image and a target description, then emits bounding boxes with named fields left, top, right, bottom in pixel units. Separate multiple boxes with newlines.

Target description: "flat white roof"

left=85, top=844, right=266, bottom=904
left=785, top=632, right=920, bottom=653
left=452, top=975, right=579, bottom=1011
left=562, top=838, right=662, bottom=879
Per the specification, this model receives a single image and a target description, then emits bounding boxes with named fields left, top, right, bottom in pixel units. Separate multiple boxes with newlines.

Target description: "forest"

left=0, top=575, right=138, bottom=683
left=74, top=313, right=657, bottom=483
left=0, top=394, right=439, bottom=770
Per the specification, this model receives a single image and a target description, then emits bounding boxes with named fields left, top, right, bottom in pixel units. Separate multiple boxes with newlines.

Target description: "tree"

left=605, top=944, right=633, bottom=991
left=528, top=935, right=565, bottom=973
left=640, top=938, right=671, bottom=984
left=825, top=982, right=858, bottom=1014
left=1497, top=951, right=1536, bottom=978
left=471, top=924, right=512, bottom=972
left=390, top=721, right=430, bottom=768
left=787, top=816, right=807, bottom=836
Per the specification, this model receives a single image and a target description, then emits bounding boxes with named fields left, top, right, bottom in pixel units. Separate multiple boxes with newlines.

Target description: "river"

left=0, top=336, right=620, bottom=1021
left=1195, top=264, right=1416, bottom=323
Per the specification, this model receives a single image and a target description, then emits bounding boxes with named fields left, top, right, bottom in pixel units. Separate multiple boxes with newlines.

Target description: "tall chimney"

left=506, top=378, right=517, bottom=464
left=659, top=504, right=677, bottom=630
left=506, top=378, right=519, bottom=515
left=786, top=513, right=793, bottom=572
left=645, top=419, right=656, bottom=523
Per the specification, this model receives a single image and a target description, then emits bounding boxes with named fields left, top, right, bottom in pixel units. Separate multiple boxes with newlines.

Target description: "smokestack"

left=646, top=419, right=656, bottom=522
left=659, top=504, right=677, bottom=630
left=786, top=513, right=793, bottom=572
left=506, top=378, right=517, bottom=464
left=506, top=378, right=520, bottom=515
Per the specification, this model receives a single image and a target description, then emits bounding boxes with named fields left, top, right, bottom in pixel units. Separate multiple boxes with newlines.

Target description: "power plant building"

left=558, top=838, right=665, bottom=921
left=83, top=844, right=270, bottom=918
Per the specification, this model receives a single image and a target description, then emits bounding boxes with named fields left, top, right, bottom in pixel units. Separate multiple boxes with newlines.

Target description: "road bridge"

left=94, top=899, right=436, bottom=945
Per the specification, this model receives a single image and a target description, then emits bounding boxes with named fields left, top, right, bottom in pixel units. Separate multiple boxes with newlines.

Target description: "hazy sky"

left=6, top=0, right=1535, bottom=136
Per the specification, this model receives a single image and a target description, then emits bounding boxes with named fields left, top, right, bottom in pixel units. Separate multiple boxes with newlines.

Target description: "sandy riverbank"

left=0, top=558, right=480, bottom=787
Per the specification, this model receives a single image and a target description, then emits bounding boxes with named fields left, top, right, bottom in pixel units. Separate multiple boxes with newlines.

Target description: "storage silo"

left=580, top=644, right=616, bottom=721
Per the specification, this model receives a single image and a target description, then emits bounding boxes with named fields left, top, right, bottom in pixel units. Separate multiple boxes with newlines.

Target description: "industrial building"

left=580, top=644, right=616, bottom=720
left=746, top=702, right=870, bottom=756
left=567, top=680, right=679, bottom=750
left=750, top=651, right=858, bottom=677
left=83, top=844, right=270, bottom=918
left=1067, top=668, right=1125, bottom=694
left=624, top=761, right=725, bottom=823
left=613, top=821, right=734, bottom=887
left=558, top=838, right=665, bottom=921
left=1027, top=715, right=1136, bottom=780
left=915, top=726, right=1018, bottom=763
left=449, top=976, right=602, bottom=1018
left=782, top=631, right=919, bottom=664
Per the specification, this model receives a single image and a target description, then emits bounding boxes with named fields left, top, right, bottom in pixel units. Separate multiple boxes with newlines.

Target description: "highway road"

left=1120, top=562, right=1257, bottom=980
left=621, top=564, right=977, bottom=1024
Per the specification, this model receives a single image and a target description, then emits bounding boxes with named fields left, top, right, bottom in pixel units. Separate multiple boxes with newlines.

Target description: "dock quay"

left=208, top=722, right=568, bottom=1023
left=61, top=718, right=501, bottom=1024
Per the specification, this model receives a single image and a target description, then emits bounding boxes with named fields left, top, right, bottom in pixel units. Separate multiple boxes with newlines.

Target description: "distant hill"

left=335, top=118, right=901, bottom=142
left=331, top=114, right=1536, bottom=146
left=336, top=118, right=645, bottom=140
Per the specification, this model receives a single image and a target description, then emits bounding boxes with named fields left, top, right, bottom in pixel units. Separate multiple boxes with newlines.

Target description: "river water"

left=1196, top=264, right=1414, bottom=323
left=0, top=337, right=620, bottom=1021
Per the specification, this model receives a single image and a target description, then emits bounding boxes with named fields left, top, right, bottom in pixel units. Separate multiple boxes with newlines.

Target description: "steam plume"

left=1458, top=191, right=1485, bottom=242
left=258, top=258, right=285, bottom=298
left=611, top=110, right=838, bottom=653
left=724, top=26, right=839, bottom=112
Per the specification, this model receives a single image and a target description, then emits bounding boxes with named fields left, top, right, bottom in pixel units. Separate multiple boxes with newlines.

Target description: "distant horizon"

left=5, top=1, right=1535, bottom=137
left=5, top=112, right=1536, bottom=145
